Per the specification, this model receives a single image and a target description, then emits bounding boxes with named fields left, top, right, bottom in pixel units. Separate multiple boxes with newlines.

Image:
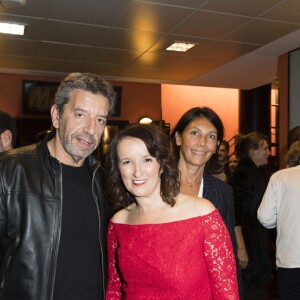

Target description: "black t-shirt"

left=53, top=163, right=101, bottom=300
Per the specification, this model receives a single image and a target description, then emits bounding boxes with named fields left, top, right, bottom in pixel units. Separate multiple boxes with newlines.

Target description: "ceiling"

left=0, top=0, right=300, bottom=90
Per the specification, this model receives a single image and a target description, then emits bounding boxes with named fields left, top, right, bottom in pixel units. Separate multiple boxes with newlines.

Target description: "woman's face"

left=117, top=137, right=162, bottom=199
left=229, top=154, right=239, bottom=172
left=176, top=117, right=218, bottom=168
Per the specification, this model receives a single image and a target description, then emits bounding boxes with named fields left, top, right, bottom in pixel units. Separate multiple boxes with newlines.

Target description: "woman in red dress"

left=105, top=123, right=239, bottom=299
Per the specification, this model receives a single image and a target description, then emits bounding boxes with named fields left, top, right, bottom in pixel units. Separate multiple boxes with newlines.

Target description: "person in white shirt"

left=257, top=140, right=300, bottom=300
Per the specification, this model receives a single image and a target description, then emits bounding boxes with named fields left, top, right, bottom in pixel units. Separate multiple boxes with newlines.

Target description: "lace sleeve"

left=203, top=211, right=239, bottom=300
left=106, top=221, right=122, bottom=300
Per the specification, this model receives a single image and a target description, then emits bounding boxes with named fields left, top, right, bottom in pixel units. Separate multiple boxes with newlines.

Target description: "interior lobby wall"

left=161, top=84, right=239, bottom=143
left=0, top=73, right=162, bottom=124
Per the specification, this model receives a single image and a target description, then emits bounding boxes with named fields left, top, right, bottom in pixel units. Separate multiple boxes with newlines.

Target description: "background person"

left=105, top=123, right=238, bottom=299
left=0, top=110, right=17, bottom=152
left=218, top=139, right=231, bottom=177
left=228, top=131, right=272, bottom=300
left=258, top=140, right=300, bottom=299
left=0, top=72, right=116, bottom=300
left=229, top=152, right=239, bottom=173
left=210, top=139, right=230, bottom=182
left=288, top=125, right=300, bottom=148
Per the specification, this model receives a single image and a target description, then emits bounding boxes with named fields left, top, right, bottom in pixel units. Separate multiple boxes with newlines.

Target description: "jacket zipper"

left=0, top=255, right=11, bottom=295
left=92, top=164, right=106, bottom=298
left=49, top=162, right=63, bottom=300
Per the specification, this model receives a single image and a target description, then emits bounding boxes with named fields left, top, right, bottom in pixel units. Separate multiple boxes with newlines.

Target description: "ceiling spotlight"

left=166, top=42, right=196, bottom=52
left=0, top=0, right=26, bottom=9
left=0, top=22, right=26, bottom=35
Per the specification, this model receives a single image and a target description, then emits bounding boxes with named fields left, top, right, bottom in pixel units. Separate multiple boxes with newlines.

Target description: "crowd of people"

left=0, top=72, right=299, bottom=300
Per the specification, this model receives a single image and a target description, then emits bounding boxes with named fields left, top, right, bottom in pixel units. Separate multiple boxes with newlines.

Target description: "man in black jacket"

left=0, top=73, right=116, bottom=300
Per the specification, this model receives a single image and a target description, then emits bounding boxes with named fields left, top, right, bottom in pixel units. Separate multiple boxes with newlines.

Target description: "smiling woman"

left=170, top=106, right=243, bottom=298
left=104, top=123, right=239, bottom=299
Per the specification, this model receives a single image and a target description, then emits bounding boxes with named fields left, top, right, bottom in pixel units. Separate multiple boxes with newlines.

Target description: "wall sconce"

left=139, top=117, right=153, bottom=124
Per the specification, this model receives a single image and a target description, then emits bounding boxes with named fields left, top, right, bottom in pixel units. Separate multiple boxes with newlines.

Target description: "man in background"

left=0, top=73, right=116, bottom=300
left=258, top=140, right=300, bottom=299
left=288, top=125, right=300, bottom=148
left=0, top=110, right=17, bottom=152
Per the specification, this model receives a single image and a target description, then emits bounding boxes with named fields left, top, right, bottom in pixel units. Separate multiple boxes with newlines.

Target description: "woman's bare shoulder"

left=111, top=203, right=135, bottom=223
left=177, top=193, right=216, bottom=217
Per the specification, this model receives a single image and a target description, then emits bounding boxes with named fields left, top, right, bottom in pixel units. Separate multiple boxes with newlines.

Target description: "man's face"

left=251, top=139, right=271, bottom=167
left=218, top=143, right=228, bottom=161
left=51, top=89, right=109, bottom=166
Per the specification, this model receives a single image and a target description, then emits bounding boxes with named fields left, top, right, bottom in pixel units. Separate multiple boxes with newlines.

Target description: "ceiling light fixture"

left=0, top=22, right=26, bottom=35
left=0, top=0, right=26, bottom=9
left=166, top=42, right=196, bottom=52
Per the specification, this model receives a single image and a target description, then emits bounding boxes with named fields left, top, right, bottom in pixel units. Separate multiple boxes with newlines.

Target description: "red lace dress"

left=106, top=209, right=239, bottom=299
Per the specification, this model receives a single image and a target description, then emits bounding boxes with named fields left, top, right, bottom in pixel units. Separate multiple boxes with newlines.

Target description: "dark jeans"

left=277, top=267, right=300, bottom=300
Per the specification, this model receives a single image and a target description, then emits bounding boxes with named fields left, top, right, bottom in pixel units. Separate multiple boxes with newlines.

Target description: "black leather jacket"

left=0, top=133, right=112, bottom=300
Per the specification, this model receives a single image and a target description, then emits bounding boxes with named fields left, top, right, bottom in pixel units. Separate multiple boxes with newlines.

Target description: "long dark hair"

left=170, top=107, right=224, bottom=174
left=105, top=123, right=180, bottom=208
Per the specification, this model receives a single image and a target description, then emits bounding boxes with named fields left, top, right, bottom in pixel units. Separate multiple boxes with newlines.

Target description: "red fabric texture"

left=106, top=209, right=239, bottom=299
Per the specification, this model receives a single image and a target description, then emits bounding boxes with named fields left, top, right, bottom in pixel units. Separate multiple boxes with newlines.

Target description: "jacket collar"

left=36, top=130, right=100, bottom=173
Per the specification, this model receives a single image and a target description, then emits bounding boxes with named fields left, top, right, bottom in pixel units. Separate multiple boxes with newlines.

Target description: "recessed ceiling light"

left=0, top=22, right=26, bottom=35
left=166, top=42, right=196, bottom=52
left=0, top=0, right=26, bottom=9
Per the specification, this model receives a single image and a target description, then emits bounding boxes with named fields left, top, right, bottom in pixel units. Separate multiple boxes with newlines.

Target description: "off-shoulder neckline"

left=110, top=208, right=218, bottom=226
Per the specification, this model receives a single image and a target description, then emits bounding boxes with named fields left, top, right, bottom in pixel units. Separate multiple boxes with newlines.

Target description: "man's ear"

left=50, top=104, right=59, bottom=129
left=1, top=130, right=13, bottom=150
left=175, top=132, right=181, bottom=146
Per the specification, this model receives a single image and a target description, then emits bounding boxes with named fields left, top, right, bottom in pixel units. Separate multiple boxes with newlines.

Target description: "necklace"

left=180, top=181, right=200, bottom=188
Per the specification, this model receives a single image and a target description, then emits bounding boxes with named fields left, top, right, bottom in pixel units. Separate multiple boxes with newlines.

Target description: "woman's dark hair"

left=236, top=131, right=268, bottom=160
left=105, top=123, right=180, bottom=208
left=170, top=107, right=224, bottom=174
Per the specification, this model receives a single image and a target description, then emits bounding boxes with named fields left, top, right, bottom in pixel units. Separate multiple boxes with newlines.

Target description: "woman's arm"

left=106, top=221, right=122, bottom=300
left=203, top=211, right=239, bottom=300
